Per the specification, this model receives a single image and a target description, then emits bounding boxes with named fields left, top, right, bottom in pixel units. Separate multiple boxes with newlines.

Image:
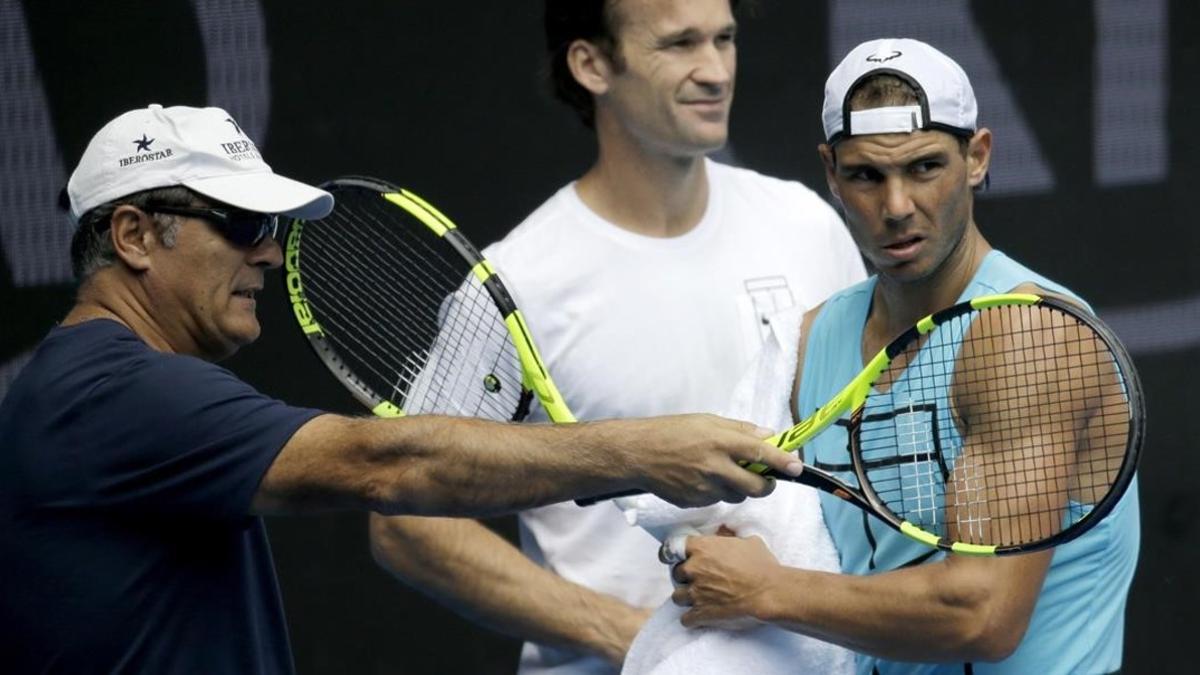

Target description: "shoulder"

left=973, top=251, right=1092, bottom=312
left=709, top=161, right=857, bottom=262
left=483, top=183, right=578, bottom=266
left=709, top=160, right=840, bottom=222
left=811, top=277, right=874, bottom=326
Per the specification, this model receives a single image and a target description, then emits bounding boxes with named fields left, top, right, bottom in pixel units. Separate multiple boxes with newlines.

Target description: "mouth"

left=231, top=288, right=259, bottom=301
left=880, top=235, right=925, bottom=262
left=681, top=99, right=728, bottom=115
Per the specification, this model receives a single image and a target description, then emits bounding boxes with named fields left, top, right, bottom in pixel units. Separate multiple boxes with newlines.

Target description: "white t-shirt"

left=484, top=159, right=866, bottom=675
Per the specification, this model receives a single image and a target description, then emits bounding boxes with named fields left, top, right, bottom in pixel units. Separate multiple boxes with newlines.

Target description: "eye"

left=716, top=30, right=736, bottom=46
left=911, top=159, right=945, bottom=176
left=845, top=167, right=883, bottom=183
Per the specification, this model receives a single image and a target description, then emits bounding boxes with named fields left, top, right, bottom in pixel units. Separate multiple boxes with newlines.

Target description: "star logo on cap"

left=866, top=50, right=902, bottom=64
left=133, top=134, right=154, bottom=152
left=225, top=117, right=245, bottom=137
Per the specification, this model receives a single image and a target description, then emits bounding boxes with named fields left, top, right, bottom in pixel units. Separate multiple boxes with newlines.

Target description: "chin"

left=692, top=128, right=728, bottom=151
left=875, top=259, right=933, bottom=284
left=224, top=321, right=262, bottom=351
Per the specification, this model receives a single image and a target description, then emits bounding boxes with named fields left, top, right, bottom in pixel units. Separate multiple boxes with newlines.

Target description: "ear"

left=109, top=205, right=159, bottom=272
left=965, top=128, right=992, bottom=188
left=567, top=38, right=615, bottom=96
left=817, top=143, right=842, bottom=203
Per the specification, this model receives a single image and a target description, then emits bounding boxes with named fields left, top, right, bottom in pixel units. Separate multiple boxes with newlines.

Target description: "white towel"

left=618, top=307, right=853, bottom=675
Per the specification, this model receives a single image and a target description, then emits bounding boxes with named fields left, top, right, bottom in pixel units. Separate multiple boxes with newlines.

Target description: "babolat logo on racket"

left=776, top=416, right=816, bottom=448
left=284, top=223, right=323, bottom=336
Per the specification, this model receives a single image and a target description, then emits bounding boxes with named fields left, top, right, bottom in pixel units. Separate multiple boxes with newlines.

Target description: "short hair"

left=846, top=73, right=922, bottom=112
left=837, top=73, right=972, bottom=161
left=69, top=186, right=197, bottom=281
left=544, top=0, right=741, bottom=128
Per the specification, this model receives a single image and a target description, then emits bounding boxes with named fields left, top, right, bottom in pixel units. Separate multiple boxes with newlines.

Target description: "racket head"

left=282, top=176, right=572, bottom=423
left=848, top=293, right=1143, bottom=555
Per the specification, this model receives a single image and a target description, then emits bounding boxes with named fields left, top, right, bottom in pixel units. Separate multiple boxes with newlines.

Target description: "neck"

left=868, top=223, right=993, bottom=342
left=574, top=117, right=713, bottom=238
left=63, top=271, right=183, bottom=356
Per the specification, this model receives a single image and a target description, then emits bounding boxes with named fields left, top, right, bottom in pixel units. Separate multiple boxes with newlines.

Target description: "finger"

left=748, top=442, right=805, bottom=478
left=719, top=417, right=776, bottom=439
left=716, top=463, right=777, bottom=499
left=670, top=563, right=690, bottom=586
left=672, top=586, right=692, bottom=607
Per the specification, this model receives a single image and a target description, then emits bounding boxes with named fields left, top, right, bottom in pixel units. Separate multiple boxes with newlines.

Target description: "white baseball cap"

left=822, top=38, right=977, bottom=144
left=66, top=104, right=333, bottom=223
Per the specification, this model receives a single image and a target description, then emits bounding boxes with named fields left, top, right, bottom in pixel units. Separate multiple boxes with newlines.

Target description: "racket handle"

left=575, top=463, right=788, bottom=506
left=575, top=488, right=645, bottom=507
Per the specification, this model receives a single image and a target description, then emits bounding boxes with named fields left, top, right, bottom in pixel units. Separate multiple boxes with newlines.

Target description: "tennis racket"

left=282, top=176, right=575, bottom=424
left=581, top=293, right=1144, bottom=557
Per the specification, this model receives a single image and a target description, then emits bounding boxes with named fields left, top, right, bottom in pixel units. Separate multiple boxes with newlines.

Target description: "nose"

left=881, top=175, right=915, bottom=224
left=693, top=41, right=734, bottom=93
left=249, top=235, right=284, bottom=269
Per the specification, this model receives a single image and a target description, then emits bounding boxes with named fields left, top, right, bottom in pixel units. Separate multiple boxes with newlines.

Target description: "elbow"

left=961, top=619, right=1027, bottom=662
left=368, top=513, right=406, bottom=571
left=362, top=463, right=446, bottom=516
left=343, top=417, right=453, bottom=516
left=948, top=595, right=1031, bottom=662
left=367, top=513, right=391, bottom=567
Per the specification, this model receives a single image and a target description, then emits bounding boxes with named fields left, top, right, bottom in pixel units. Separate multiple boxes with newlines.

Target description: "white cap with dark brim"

left=822, top=38, right=977, bottom=144
left=67, top=104, right=333, bottom=223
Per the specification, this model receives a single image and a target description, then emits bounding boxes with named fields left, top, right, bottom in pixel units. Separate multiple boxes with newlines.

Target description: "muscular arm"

left=370, top=515, right=649, bottom=666
left=681, top=289, right=1095, bottom=662
left=675, top=534, right=1050, bottom=662
left=252, top=412, right=802, bottom=517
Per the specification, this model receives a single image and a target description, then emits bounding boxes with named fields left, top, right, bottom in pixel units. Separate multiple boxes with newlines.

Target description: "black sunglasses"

left=144, top=204, right=279, bottom=247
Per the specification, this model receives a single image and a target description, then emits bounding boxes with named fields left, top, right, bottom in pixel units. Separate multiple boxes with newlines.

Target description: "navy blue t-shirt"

left=0, top=320, right=322, bottom=674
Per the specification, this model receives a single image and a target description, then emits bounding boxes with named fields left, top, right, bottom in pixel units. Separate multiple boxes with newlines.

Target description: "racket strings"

left=295, top=190, right=525, bottom=421
left=311, top=224, right=521, bottom=420
left=857, top=303, right=1133, bottom=547
left=301, top=214, right=459, bottom=394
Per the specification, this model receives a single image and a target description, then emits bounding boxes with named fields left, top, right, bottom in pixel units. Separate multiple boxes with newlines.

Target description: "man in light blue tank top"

left=667, top=38, right=1138, bottom=674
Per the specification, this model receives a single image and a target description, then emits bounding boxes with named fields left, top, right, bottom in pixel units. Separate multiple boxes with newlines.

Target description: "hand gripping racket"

left=581, top=294, right=1144, bottom=557
left=282, top=176, right=576, bottom=424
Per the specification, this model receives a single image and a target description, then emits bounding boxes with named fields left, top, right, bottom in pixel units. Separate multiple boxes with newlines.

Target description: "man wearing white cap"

left=0, top=104, right=805, bottom=674
left=669, top=40, right=1139, bottom=674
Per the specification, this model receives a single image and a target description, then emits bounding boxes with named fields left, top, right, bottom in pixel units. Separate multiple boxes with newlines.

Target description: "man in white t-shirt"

left=368, top=1, right=866, bottom=673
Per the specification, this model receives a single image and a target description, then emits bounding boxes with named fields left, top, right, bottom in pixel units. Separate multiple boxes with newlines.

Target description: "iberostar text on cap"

left=67, top=104, right=333, bottom=223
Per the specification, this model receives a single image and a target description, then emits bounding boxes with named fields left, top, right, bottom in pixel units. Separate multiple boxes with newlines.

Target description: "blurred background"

left=2, top=1, right=1195, bottom=672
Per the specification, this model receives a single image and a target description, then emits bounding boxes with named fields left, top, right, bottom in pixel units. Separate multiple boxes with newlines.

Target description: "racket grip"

left=575, top=487, right=645, bottom=507
left=576, top=462, right=782, bottom=506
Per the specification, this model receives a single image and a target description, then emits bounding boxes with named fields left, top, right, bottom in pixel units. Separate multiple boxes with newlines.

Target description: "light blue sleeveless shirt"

left=797, top=251, right=1140, bottom=674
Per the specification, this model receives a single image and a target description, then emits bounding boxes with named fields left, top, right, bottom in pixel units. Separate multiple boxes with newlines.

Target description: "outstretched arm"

left=370, top=515, right=650, bottom=666
left=252, top=412, right=803, bottom=517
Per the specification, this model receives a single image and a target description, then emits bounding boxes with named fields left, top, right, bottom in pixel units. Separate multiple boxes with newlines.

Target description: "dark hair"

left=846, top=73, right=923, bottom=112
left=544, top=0, right=741, bottom=128
left=836, top=73, right=976, bottom=170
left=69, top=185, right=199, bottom=281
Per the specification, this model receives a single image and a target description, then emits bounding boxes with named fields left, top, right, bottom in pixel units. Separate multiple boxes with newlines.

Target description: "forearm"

left=755, top=555, right=1048, bottom=662
left=364, top=415, right=641, bottom=515
left=369, top=515, right=649, bottom=664
left=259, top=414, right=631, bottom=516
left=257, top=411, right=790, bottom=516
